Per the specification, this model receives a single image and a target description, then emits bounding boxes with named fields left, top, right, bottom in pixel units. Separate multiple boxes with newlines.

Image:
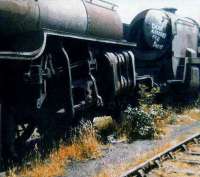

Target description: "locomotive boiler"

left=126, top=9, right=200, bottom=91
left=0, top=0, right=124, bottom=57
left=0, top=0, right=137, bottom=162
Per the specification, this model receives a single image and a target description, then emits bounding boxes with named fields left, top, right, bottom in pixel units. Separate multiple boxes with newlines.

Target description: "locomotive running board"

left=0, top=31, right=136, bottom=61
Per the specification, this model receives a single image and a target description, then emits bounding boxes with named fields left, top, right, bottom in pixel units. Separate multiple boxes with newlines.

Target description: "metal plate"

left=39, top=0, right=87, bottom=34
left=172, top=17, right=198, bottom=58
left=84, top=1, right=123, bottom=40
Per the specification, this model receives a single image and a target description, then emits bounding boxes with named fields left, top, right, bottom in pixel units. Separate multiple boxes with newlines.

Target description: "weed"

left=121, top=105, right=155, bottom=141
left=120, top=84, right=176, bottom=140
left=8, top=120, right=102, bottom=177
left=70, top=120, right=102, bottom=160
left=169, top=113, right=177, bottom=124
left=138, top=84, right=160, bottom=106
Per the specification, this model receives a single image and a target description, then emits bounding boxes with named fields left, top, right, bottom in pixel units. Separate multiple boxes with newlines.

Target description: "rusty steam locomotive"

left=0, top=0, right=200, bottom=161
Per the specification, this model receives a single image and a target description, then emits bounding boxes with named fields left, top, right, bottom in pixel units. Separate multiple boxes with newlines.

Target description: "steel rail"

left=120, top=133, right=200, bottom=177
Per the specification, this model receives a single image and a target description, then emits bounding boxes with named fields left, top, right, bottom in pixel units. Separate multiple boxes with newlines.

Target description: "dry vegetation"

left=7, top=85, right=200, bottom=177
left=95, top=143, right=172, bottom=177
left=8, top=121, right=102, bottom=177
left=181, top=108, right=200, bottom=121
left=96, top=124, right=200, bottom=177
left=96, top=87, right=200, bottom=177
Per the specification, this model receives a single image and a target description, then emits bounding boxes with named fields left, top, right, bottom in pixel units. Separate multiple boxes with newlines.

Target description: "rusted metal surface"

left=39, top=0, right=87, bottom=35
left=84, top=1, right=123, bottom=39
left=0, top=0, right=124, bottom=59
left=0, top=0, right=123, bottom=39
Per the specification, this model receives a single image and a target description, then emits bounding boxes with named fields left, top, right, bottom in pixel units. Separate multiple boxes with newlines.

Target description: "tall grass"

left=9, top=120, right=102, bottom=177
left=69, top=120, right=102, bottom=160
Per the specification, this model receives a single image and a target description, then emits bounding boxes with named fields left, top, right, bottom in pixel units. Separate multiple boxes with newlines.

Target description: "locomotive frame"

left=0, top=0, right=139, bottom=164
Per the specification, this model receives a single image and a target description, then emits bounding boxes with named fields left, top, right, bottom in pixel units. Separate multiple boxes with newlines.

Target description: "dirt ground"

left=64, top=121, right=200, bottom=177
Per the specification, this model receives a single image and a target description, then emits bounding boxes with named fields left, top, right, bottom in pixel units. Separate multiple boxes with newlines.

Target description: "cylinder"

left=39, top=0, right=123, bottom=40
left=0, top=0, right=123, bottom=40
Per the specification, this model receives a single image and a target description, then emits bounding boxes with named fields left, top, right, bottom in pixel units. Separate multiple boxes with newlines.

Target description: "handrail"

left=85, top=0, right=118, bottom=10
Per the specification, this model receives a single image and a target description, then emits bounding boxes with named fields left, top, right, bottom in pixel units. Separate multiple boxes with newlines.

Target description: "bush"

left=138, top=84, right=160, bottom=106
left=121, top=106, right=155, bottom=141
left=120, top=102, right=172, bottom=141
left=141, top=104, right=166, bottom=117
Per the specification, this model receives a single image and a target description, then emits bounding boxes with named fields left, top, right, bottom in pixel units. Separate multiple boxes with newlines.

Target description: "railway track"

left=121, top=133, right=200, bottom=177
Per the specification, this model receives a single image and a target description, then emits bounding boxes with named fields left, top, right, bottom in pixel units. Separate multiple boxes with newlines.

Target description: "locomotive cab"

left=171, top=17, right=199, bottom=88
